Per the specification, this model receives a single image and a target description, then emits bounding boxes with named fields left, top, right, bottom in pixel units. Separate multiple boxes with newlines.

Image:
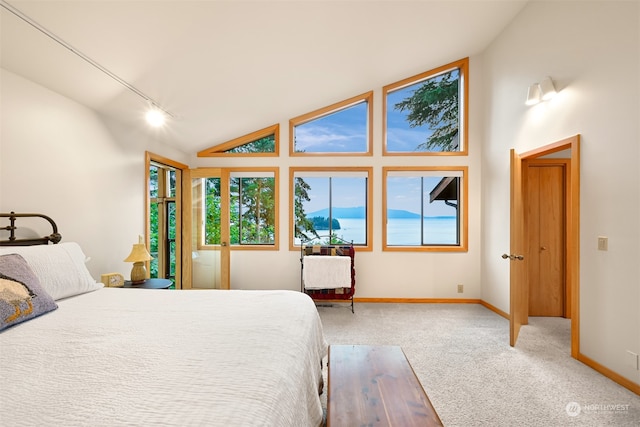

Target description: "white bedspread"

left=0, top=288, right=327, bottom=427
left=303, top=256, right=351, bottom=290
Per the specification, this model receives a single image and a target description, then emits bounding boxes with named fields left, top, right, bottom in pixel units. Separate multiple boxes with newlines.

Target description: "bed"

left=300, top=237, right=356, bottom=313
left=0, top=213, right=328, bottom=427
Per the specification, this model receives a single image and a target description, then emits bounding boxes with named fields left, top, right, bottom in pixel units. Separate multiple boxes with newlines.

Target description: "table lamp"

left=124, top=236, right=153, bottom=284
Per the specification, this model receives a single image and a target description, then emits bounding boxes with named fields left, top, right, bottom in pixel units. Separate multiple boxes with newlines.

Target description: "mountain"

left=306, top=207, right=365, bottom=218
left=388, top=209, right=421, bottom=219
left=306, top=207, right=421, bottom=219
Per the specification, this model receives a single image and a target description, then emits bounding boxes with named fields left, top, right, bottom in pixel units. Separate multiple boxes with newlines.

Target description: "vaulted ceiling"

left=1, top=0, right=528, bottom=154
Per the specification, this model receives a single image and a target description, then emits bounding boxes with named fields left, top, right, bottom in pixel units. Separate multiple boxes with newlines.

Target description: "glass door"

left=149, top=161, right=180, bottom=288
left=186, top=168, right=230, bottom=289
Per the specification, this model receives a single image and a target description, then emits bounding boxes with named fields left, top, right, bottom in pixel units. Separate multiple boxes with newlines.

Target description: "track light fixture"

left=0, top=0, right=173, bottom=126
left=525, top=76, right=557, bottom=106
left=145, top=106, right=167, bottom=127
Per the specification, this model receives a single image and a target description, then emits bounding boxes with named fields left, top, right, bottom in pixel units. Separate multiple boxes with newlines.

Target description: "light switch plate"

left=626, top=350, right=639, bottom=370
left=597, top=236, right=608, bottom=251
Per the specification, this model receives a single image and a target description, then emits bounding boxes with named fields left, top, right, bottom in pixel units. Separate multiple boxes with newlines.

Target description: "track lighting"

left=145, top=107, right=167, bottom=127
left=1, top=0, right=174, bottom=126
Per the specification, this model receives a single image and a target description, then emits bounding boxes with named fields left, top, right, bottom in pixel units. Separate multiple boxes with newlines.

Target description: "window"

left=290, top=92, right=373, bottom=156
left=149, top=164, right=177, bottom=280
left=383, top=58, right=468, bottom=155
left=290, top=167, right=372, bottom=250
left=147, top=153, right=187, bottom=287
left=197, top=124, right=279, bottom=157
left=225, top=137, right=274, bottom=154
left=230, top=171, right=277, bottom=245
left=201, top=177, right=222, bottom=245
left=199, top=168, right=279, bottom=249
left=383, top=167, right=467, bottom=251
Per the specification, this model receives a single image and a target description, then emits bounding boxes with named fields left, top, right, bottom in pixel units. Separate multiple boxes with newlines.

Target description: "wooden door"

left=526, top=161, right=566, bottom=317
left=512, top=134, right=580, bottom=355
left=509, top=149, right=527, bottom=347
left=183, top=168, right=231, bottom=290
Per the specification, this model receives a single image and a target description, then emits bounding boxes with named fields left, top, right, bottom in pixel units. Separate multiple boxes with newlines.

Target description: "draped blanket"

left=303, top=255, right=352, bottom=290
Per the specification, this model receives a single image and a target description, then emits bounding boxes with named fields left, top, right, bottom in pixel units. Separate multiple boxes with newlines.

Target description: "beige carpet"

left=317, top=303, right=640, bottom=427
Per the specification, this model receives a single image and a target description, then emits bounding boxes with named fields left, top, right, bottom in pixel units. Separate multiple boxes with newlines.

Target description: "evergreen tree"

left=205, top=178, right=221, bottom=244
left=294, top=177, right=318, bottom=241
left=226, top=135, right=275, bottom=153
left=394, top=71, right=459, bottom=151
left=234, top=177, right=275, bottom=244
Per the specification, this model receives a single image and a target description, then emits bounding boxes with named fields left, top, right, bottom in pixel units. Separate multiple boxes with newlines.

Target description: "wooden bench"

left=327, top=345, right=443, bottom=427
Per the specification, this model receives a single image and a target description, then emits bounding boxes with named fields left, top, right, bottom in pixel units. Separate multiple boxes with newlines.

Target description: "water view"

left=297, top=217, right=458, bottom=246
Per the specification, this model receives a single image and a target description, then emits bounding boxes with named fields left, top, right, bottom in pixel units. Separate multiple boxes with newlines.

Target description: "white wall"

left=2, top=0, right=637, bottom=387
left=481, top=1, right=639, bottom=384
left=191, top=61, right=484, bottom=299
left=0, top=69, right=189, bottom=279
left=2, top=59, right=484, bottom=300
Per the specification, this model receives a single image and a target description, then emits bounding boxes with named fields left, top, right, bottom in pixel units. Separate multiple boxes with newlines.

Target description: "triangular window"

left=198, top=124, right=279, bottom=157
left=383, top=58, right=468, bottom=155
left=290, top=92, right=373, bottom=156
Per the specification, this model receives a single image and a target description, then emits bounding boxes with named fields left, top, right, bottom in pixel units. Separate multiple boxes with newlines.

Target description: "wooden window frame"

left=289, top=166, right=373, bottom=251
left=289, top=91, right=374, bottom=157
left=145, top=152, right=188, bottom=287
left=382, top=166, right=468, bottom=252
left=383, top=57, right=469, bottom=156
left=197, top=124, right=280, bottom=157
left=197, top=167, right=280, bottom=251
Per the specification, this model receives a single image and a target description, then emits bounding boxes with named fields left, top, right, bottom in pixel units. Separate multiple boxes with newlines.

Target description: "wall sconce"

left=124, top=236, right=153, bottom=284
left=526, top=84, right=542, bottom=106
left=526, top=76, right=557, bottom=105
left=539, top=77, right=557, bottom=100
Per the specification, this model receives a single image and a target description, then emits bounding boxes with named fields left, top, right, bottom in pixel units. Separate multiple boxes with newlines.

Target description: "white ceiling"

left=1, top=0, right=528, bottom=154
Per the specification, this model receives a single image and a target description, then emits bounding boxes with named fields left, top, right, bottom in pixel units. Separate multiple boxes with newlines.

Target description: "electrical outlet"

left=597, top=236, right=608, bottom=251
left=626, top=350, right=639, bottom=370
left=457, top=284, right=464, bottom=293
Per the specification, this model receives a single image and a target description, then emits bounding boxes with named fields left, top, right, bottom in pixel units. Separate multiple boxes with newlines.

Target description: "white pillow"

left=0, top=242, right=103, bottom=300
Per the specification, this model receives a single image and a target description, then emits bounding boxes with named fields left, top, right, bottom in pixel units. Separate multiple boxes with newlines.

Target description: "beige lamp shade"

left=124, top=243, right=152, bottom=263
left=124, top=237, right=152, bottom=284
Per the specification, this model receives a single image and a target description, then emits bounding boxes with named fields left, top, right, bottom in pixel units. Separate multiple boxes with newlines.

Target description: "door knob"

left=502, top=253, right=524, bottom=261
left=502, top=253, right=511, bottom=259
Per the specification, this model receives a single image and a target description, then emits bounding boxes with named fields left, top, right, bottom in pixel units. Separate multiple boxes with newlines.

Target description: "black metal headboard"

left=0, top=212, right=62, bottom=246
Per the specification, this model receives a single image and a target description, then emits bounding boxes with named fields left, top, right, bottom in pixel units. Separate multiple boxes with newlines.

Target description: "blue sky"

left=386, top=176, right=456, bottom=216
left=293, top=69, right=460, bottom=217
left=294, top=69, right=459, bottom=154
left=386, top=83, right=434, bottom=152
left=301, top=177, right=366, bottom=213
left=294, top=102, right=368, bottom=153
left=387, top=68, right=460, bottom=152
left=293, top=88, right=432, bottom=153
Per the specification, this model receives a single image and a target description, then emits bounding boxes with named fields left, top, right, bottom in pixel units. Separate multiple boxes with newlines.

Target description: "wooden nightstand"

left=123, top=278, right=172, bottom=289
